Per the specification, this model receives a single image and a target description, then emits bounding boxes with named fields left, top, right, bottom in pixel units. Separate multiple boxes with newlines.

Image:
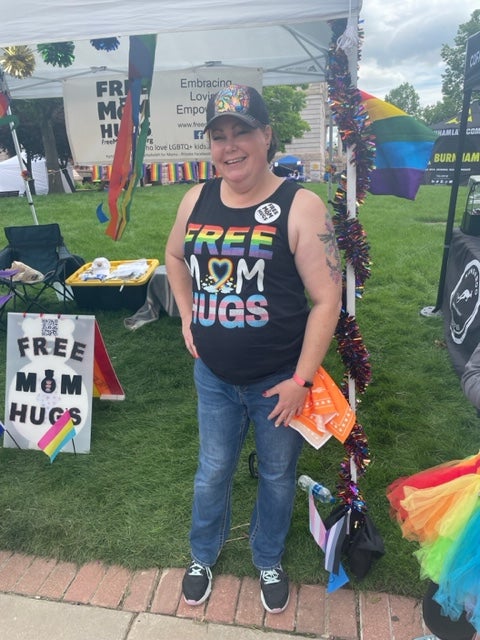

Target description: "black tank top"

left=184, top=178, right=309, bottom=385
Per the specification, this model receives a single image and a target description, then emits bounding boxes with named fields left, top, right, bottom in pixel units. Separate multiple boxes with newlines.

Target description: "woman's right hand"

left=182, top=322, right=198, bottom=359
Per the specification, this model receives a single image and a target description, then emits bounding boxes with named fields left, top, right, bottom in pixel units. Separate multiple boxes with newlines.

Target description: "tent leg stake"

left=420, top=305, right=443, bottom=318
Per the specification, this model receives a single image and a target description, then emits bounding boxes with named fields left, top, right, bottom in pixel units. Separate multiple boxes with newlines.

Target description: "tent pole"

left=345, top=39, right=358, bottom=421
left=0, top=72, right=39, bottom=225
left=327, top=106, right=334, bottom=203
left=7, top=106, right=39, bottom=225
left=424, top=88, right=471, bottom=316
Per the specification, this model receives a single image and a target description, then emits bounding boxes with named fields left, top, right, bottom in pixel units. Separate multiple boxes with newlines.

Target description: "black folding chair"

left=0, top=268, right=17, bottom=327
left=0, top=223, right=85, bottom=312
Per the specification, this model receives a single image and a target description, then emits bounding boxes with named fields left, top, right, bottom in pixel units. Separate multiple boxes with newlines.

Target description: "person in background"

left=334, top=173, right=347, bottom=201
left=323, top=163, right=336, bottom=182
left=165, top=84, right=342, bottom=614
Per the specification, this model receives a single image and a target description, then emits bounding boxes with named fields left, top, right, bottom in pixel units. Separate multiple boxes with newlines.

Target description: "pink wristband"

left=293, top=372, right=313, bottom=388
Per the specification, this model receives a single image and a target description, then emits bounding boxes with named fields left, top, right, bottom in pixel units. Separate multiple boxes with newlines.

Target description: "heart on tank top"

left=208, top=258, right=233, bottom=289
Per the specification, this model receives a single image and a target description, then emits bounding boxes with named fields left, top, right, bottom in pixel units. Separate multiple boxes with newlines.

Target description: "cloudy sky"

left=358, top=1, right=478, bottom=106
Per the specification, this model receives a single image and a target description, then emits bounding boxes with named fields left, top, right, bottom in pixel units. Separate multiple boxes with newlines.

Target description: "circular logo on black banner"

left=449, top=259, right=480, bottom=344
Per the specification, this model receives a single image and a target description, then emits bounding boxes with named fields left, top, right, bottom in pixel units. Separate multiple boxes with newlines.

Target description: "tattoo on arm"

left=317, top=216, right=342, bottom=283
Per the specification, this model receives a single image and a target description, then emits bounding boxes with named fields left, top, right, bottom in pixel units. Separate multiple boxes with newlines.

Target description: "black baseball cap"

left=204, top=84, right=270, bottom=132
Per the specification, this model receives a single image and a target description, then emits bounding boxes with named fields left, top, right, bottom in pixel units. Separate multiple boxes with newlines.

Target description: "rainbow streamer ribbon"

left=37, top=411, right=76, bottom=463
left=107, top=34, right=157, bottom=241
left=360, top=91, right=437, bottom=200
left=92, top=165, right=102, bottom=181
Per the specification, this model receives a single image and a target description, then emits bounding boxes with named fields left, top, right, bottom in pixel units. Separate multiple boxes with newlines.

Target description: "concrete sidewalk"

left=0, top=550, right=434, bottom=639
left=0, top=593, right=304, bottom=640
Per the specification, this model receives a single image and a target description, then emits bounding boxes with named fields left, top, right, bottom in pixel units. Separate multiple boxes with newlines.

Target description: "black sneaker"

left=260, top=565, right=289, bottom=613
left=182, top=561, right=212, bottom=605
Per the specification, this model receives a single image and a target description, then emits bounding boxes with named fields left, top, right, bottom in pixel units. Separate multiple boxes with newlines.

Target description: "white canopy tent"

left=0, top=155, right=74, bottom=195
left=0, top=1, right=362, bottom=299
left=0, top=0, right=363, bottom=355
left=0, top=155, right=48, bottom=195
left=1, top=1, right=361, bottom=97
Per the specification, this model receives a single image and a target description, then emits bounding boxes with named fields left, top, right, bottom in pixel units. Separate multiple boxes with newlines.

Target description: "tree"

left=384, top=83, right=422, bottom=118
left=421, top=98, right=457, bottom=126
left=0, top=98, right=72, bottom=193
left=441, top=9, right=480, bottom=113
left=385, top=12, right=480, bottom=126
left=263, top=85, right=310, bottom=152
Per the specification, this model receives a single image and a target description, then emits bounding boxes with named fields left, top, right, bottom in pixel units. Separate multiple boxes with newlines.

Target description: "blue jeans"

left=190, top=358, right=304, bottom=571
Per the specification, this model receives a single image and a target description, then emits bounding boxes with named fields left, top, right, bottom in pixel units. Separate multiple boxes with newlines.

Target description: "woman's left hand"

left=263, top=378, right=309, bottom=427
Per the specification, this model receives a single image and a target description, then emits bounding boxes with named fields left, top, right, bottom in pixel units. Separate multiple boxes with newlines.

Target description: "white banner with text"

left=64, top=67, right=262, bottom=165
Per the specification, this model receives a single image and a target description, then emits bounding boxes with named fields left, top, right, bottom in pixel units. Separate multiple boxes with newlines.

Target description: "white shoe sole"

left=260, top=590, right=290, bottom=614
left=183, top=583, right=212, bottom=606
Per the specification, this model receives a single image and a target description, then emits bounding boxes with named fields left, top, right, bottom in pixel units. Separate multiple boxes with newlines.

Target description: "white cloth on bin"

left=124, top=265, right=179, bottom=331
left=107, top=259, right=148, bottom=280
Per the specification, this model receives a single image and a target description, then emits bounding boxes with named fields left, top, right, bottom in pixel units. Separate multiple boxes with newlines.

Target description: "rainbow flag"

left=197, top=161, right=213, bottom=181
left=183, top=162, right=196, bottom=182
left=150, top=163, right=161, bottom=182
left=92, top=165, right=102, bottom=181
left=37, top=411, right=76, bottom=463
left=197, top=161, right=206, bottom=180
left=360, top=91, right=437, bottom=200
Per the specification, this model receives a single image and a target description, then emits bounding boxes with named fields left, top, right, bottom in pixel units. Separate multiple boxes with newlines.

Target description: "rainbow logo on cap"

left=214, top=85, right=250, bottom=115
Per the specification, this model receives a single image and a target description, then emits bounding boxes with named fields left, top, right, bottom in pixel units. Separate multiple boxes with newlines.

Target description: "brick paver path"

left=0, top=551, right=433, bottom=639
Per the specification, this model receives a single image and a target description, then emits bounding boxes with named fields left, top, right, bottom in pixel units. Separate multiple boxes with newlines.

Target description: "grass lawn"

left=0, top=180, right=478, bottom=599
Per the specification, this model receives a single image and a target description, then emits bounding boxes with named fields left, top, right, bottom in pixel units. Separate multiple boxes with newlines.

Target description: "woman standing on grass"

left=165, top=84, right=341, bottom=614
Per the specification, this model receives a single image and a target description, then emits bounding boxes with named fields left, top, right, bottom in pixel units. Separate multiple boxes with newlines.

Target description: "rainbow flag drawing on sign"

left=360, top=91, right=437, bottom=200
left=37, top=411, right=76, bottom=463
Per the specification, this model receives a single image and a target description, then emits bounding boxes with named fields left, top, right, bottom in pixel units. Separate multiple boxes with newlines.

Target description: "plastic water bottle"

left=297, top=474, right=335, bottom=503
